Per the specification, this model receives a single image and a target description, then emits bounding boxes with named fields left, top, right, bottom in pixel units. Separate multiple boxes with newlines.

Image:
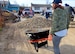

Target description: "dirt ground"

left=0, top=14, right=75, bottom=54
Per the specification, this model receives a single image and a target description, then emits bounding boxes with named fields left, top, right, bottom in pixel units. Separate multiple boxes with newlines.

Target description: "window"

left=1, top=4, right=6, bottom=7
left=24, top=8, right=30, bottom=11
left=34, top=7, right=40, bottom=10
left=47, top=7, right=50, bottom=10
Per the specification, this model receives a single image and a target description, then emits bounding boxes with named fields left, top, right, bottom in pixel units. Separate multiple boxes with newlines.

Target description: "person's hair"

left=52, top=3, right=64, bottom=9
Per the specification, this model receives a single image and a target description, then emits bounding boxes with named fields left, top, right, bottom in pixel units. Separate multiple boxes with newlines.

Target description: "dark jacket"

left=65, top=4, right=75, bottom=18
left=18, top=10, right=22, bottom=16
left=70, top=7, right=75, bottom=14
left=46, top=12, right=49, bottom=18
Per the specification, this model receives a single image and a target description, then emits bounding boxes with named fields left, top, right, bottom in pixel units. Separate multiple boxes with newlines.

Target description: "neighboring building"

left=0, top=1, right=19, bottom=12
left=7, top=4, right=19, bottom=12
left=31, top=3, right=52, bottom=13
left=0, top=1, right=9, bottom=9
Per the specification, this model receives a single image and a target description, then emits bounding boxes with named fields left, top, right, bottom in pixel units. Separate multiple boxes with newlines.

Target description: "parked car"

left=23, top=8, right=34, bottom=18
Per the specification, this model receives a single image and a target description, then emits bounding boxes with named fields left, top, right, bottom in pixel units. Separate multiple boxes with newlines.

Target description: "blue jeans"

left=52, top=35, right=63, bottom=54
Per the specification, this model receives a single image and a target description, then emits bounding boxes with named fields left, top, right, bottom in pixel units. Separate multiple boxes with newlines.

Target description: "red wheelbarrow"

left=25, top=29, right=52, bottom=52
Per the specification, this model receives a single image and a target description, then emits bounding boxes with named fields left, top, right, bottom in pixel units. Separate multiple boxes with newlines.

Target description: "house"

left=0, top=1, right=9, bottom=10
left=31, top=3, right=52, bottom=13
left=7, top=4, right=19, bottom=12
left=0, top=1, right=19, bottom=12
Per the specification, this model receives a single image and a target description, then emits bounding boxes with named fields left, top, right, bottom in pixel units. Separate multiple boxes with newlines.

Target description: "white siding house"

left=31, top=4, right=52, bottom=13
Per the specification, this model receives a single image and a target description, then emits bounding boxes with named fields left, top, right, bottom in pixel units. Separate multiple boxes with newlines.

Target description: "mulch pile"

left=17, top=17, right=51, bottom=30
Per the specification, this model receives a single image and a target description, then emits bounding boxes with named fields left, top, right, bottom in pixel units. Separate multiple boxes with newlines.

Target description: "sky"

left=1, top=0, right=75, bottom=7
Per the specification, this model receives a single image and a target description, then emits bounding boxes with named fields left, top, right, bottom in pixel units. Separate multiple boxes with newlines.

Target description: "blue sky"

left=1, top=0, right=75, bottom=7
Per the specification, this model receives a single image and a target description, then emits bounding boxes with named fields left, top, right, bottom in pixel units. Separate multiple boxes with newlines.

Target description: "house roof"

left=9, top=4, right=19, bottom=7
left=0, top=1, right=9, bottom=4
left=31, top=4, right=51, bottom=7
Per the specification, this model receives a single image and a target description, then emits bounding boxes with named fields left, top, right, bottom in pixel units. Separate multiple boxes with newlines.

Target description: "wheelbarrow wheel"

left=36, top=49, right=38, bottom=52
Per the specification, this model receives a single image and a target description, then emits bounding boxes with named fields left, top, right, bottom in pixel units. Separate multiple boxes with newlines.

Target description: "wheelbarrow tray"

left=26, top=29, right=49, bottom=40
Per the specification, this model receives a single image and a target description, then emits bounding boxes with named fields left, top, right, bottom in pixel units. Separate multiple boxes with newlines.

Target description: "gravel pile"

left=17, top=17, right=51, bottom=29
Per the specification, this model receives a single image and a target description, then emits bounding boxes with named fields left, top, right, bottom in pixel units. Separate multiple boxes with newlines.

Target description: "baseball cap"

left=53, top=0, right=62, bottom=4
